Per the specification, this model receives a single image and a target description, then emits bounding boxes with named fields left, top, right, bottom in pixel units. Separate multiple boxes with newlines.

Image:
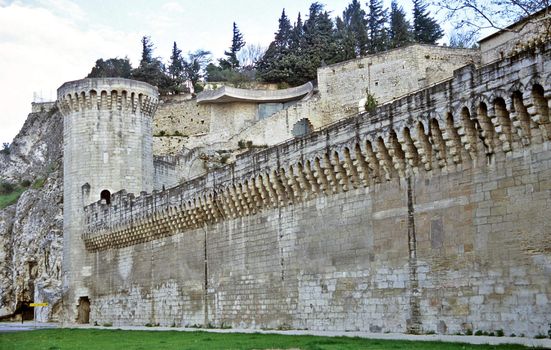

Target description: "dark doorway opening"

left=76, top=296, right=90, bottom=324
left=100, top=189, right=111, bottom=205
left=17, top=301, right=33, bottom=321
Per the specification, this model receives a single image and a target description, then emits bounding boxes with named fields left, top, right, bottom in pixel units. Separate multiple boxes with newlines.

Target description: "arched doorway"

left=100, top=189, right=111, bottom=205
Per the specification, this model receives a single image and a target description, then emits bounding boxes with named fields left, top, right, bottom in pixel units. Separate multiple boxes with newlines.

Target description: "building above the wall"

left=316, top=44, right=480, bottom=119
left=196, top=82, right=313, bottom=104
left=479, top=6, right=551, bottom=64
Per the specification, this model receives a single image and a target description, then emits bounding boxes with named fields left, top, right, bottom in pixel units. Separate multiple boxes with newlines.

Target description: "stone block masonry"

left=316, top=45, right=480, bottom=122
left=58, top=78, right=159, bottom=324
left=81, top=43, right=551, bottom=335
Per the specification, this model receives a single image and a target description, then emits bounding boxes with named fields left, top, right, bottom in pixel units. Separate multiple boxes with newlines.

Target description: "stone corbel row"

left=83, top=80, right=550, bottom=251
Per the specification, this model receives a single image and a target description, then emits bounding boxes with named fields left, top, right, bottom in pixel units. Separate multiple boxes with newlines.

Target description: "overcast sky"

left=0, top=0, right=436, bottom=145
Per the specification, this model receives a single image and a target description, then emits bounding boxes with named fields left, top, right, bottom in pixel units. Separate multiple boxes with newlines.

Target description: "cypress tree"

left=343, top=0, right=368, bottom=55
left=412, top=0, right=443, bottom=44
left=389, top=0, right=412, bottom=48
left=366, top=0, right=388, bottom=53
left=301, top=2, right=337, bottom=80
left=290, top=12, right=304, bottom=50
left=168, top=42, right=183, bottom=80
left=274, top=9, right=292, bottom=50
left=132, top=36, right=171, bottom=94
left=257, top=9, right=294, bottom=83
left=139, top=36, right=154, bottom=66
left=334, top=16, right=357, bottom=61
left=223, top=22, right=246, bottom=69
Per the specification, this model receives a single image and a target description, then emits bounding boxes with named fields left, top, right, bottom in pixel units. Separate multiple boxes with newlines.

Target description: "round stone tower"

left=57, top=78, right=158, bottom=323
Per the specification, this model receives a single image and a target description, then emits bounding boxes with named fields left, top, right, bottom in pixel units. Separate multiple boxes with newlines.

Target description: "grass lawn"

left=0, top=329, right=540, bottom=350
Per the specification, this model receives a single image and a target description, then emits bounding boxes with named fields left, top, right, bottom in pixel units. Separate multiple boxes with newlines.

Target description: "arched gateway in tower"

left=57, top=78, right=158, bottom=323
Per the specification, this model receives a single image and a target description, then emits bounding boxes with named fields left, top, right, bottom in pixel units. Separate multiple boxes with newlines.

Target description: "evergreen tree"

left=168, top=42, right=183, bottom=80
left=290, top=12, right=304, bottom=50
left=87, top=58, right=132, bottom=78
left=389, top=0, right=412, bottom=48
left=257, top=9, right=294, bottom=83
left=140, top=36, right=154, bottom=66
left=334, top=16, right=357, bottom=61
left=300, top=2, right=337, bottom=81
left=343, top=0, right=368, bottom=55
left=366, top=0, right=388, bottom=53
left=222, top=22, right=246, bottom=69
left=412, top=0, right=444, bottom=44
left=166, top=42, right=186, bottom=93
left=132, top=36, right=171, bottom=94
left=274, top=9, right=292, bottom=50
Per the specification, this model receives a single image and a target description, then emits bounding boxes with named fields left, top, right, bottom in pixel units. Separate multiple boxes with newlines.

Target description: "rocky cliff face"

left=0, top=106, right=63, bottom=321
left=0, top=107, right=62, bottom=182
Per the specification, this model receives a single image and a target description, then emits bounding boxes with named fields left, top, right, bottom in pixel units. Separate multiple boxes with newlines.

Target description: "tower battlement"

left=57, top=78, right=158, bottom=117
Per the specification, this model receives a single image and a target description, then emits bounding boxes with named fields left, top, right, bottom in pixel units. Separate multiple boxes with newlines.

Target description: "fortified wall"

left=316, top=45, right=479, bottom=120
left=78, top=43, right=551, bottom=335
left=151, top=46, right=478, bottom=190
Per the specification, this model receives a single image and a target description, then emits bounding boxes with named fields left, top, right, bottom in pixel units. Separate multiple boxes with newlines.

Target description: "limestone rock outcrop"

left=0, top=108, right=63, bottom=321
left=0, top=108, right=62, bottom=182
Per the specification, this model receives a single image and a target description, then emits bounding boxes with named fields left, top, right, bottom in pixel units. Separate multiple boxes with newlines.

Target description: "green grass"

left=31, top=177, right=46, bottom=189
left=0, top=186, right=26, bottom=209
left=0, top=328, right=540, bottom=350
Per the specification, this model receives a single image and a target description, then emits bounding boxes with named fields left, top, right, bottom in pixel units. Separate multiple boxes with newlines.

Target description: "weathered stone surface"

left=0, top=106, right=62, bottom=183
left=0, top=107, right=63, bottom=321
left=57, top=77, right=159, bottom=323
left=78, top=43, right=551, bottom=335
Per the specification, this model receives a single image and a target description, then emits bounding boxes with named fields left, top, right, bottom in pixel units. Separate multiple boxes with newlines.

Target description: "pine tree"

left=303, top=2, right=336, bottom=60
left=343, top=0, right=368, bottom=56
left=132, top=36, right=171, bottom=94
left=140, top=36, right=154, bottom=66
left=257, top=9, right=294, bottom=83
left=290, top=12, right=304, bottom=50
left=412, top=0, right=444, bottom=44
left=168, top=42, right=183, bottom=80
left=334, top=16, right=357, bottom=61
left=366, top=0, right=388, bottom=53
left=223, top=22, right=246, bottom=69
left=389, top=0, right=412, bottom=48
left=274, top=9, right=292, bottom=50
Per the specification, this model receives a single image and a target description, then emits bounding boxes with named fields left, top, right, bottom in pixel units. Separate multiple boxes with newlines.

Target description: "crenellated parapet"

left=57, top=78, right=159, bottom=117
left=83, top=43, right=551, bottom=251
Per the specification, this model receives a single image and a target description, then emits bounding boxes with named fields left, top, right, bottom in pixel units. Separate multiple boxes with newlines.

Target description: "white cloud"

left=36, top=0, right=86, bottom=22
left=161, top=1, right=184, bottom=13
left=0, top=2, right=139, bottom=144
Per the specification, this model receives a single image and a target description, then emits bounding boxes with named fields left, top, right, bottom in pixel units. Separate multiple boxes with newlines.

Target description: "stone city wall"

left=31, top=101, right=56, bottom=113
left=317, top=45, right=480, bottom=122
left=153, top=95, right=210, bottom=137
left=82, top=44, right=551, bottom=335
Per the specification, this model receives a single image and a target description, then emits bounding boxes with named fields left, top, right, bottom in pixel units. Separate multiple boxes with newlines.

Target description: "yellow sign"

left=30, top=303, right=48, bottom=307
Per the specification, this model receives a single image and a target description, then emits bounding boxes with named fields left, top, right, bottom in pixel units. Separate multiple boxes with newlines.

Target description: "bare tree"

left=448, top=29, right=478, bottom=48
left=237, top=43, right=266, bottom=70
left=432, top=0, right=550, bottom=36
